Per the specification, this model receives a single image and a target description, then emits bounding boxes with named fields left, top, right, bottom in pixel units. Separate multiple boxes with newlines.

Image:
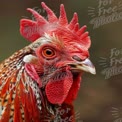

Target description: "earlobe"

left=23, top=54, right=38, bottom=64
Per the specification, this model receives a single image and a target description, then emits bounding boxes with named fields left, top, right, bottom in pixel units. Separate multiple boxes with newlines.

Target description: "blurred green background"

left=0, top=0, right=122, bottom=122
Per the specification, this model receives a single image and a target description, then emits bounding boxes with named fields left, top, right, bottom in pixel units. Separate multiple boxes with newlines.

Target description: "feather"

left=0, top=47, right=41, bottom=122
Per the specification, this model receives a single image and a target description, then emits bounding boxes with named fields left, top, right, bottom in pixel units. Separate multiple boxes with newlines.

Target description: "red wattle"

left=64, top=74, right=81, bottom=104
left=45, top=70, right=73, bottom=104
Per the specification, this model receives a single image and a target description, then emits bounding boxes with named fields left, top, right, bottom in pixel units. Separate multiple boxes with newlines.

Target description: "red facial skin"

left=25, top=41, right=88, bottom=105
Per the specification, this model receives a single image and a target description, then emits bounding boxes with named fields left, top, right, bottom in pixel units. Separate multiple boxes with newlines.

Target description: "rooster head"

left=20, top=2, right=96, bottom=105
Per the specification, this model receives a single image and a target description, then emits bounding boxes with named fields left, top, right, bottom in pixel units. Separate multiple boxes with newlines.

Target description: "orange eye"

left=42, top=48, right=56, bottom=59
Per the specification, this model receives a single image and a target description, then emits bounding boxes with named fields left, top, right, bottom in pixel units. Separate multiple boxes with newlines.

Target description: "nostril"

left=72, top=55, right=82, bottom=62
left=69, top=64, right=76, bottom=68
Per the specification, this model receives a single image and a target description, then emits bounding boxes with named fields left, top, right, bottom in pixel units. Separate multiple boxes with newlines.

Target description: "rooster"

left=0, top=2, right=96, bottom=122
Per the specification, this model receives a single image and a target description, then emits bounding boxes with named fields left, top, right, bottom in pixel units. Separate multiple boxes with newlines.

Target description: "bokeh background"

left=0, top=0, right=122, bottom=122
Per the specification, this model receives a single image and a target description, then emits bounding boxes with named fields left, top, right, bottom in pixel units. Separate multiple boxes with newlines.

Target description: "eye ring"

left=42, top=47, right=56, bottom=59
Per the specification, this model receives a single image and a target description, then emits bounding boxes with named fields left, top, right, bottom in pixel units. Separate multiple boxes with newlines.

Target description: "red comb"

left=20, top=2, right=91, bottom=49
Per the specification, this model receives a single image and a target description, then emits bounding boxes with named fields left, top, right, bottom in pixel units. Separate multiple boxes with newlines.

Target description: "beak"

left=69, top=58, right=96, bottom=75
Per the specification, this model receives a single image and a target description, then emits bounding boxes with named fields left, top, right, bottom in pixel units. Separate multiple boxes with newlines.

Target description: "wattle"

left=45, top=70, right=73, bottom=104
left=64, top=73, right=81, bottom=104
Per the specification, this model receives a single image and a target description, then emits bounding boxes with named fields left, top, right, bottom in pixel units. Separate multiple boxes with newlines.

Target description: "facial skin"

left=24, top=34, right=96, bottom=105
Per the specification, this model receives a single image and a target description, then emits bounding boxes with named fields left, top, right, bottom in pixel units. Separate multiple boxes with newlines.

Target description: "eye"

left=42, top=47, right=56, bottom=59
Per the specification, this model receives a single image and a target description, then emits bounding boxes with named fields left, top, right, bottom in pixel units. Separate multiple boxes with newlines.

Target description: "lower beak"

left=69, top=58, right=96, bottom=75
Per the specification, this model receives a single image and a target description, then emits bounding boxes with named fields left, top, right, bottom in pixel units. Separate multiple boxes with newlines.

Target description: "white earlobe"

left=23, top=54, right=38, bottom=64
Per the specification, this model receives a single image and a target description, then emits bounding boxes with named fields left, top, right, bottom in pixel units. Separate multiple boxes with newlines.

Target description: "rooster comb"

left=20, top=2, right=91, bottom=49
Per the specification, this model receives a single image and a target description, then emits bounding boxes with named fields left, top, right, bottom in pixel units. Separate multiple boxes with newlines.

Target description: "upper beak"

left=69, top=58, right=96, bottom=75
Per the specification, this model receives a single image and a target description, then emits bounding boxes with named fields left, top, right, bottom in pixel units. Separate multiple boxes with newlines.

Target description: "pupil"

left=46, top=49, right=52, bottom=55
